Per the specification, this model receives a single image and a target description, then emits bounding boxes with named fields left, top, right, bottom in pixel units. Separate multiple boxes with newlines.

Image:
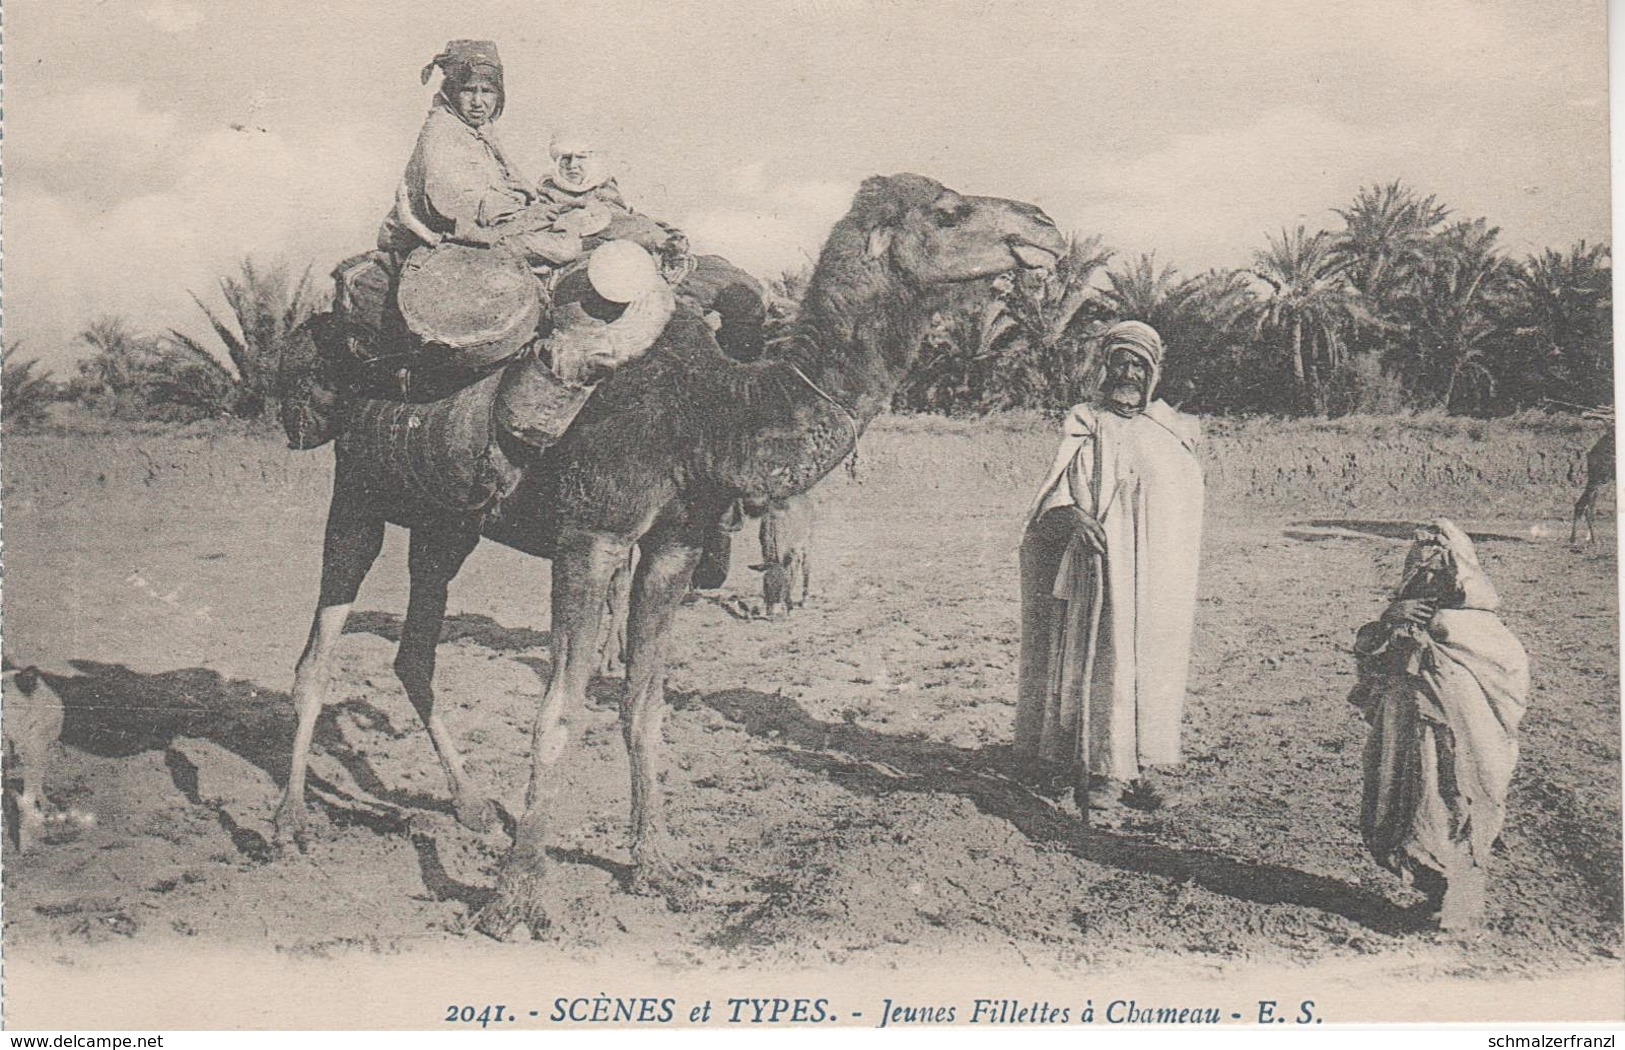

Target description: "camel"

left=1571, top=424, right=1616, bottom=545
left=272, top=173, right=1064, bottom=939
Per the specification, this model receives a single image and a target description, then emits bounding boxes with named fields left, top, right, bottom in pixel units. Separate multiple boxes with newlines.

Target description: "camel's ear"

left=866, top=226, right=894, bottom=260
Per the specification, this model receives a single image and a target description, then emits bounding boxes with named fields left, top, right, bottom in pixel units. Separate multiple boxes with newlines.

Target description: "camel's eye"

left=932, top=198, right=972, bottom=227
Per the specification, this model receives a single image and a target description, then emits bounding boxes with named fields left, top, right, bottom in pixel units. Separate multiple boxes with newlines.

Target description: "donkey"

left=1571, top=427, right=1616, bottom=545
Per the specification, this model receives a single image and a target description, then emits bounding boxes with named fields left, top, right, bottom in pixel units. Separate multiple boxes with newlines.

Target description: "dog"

left=751, top=495, right=814, bottom=619
left=3, top=665, right=67, bottom=854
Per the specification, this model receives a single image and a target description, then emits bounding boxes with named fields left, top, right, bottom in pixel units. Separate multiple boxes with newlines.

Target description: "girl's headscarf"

left=422, top=39, right=505, bottom=122
left=1400, top=518, right=1501, bottom=611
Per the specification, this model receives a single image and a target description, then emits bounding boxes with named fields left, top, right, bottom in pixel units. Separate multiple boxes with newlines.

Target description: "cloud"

left=679, top=164, right=855, bottom=279
left=4, top=2, right=1605, bottom=368
left=1054, top=106, right=1405, bottom=270
left=1050, top=93, right=1607, bottom=273
left=11, top=85, right=181, bottom=198
left=1172, top=0, right=1518, bottom=85
left=7, top=88, right=398, bottom=366
left=141, top=2, right=203, bottom=34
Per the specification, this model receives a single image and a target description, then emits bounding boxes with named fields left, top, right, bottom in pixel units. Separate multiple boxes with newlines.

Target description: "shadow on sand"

left=45, top=657, right=468, bottom=861
left=1286, top=519, right=1530, bottom=544
left=697, top=686, right=1418, bottom=935
left=39, top=616, right=1415, bottom=936
left=37, top=642, right=597, bottom=909
left=344, top=610, right=551, bottom=651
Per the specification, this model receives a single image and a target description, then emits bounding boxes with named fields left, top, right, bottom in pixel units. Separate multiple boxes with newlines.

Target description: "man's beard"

left=1105, top=379, right=1147, bottom=414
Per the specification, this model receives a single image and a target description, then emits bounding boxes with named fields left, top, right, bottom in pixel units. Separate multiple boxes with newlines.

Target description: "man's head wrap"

left=422, top=39, right=505, bottom=122
left=550, top=129, right=594, bottom=160
left=1101, top=319, right=1164, bottom=407
left=547, top=128, right=614, bottom=192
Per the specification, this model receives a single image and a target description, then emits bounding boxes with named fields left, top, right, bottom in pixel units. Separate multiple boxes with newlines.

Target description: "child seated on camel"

left=475, top=129, right=685, bottom=281
left=538, top=130, right=688, bottom=265
left=537, top=130, right=632, bottom=219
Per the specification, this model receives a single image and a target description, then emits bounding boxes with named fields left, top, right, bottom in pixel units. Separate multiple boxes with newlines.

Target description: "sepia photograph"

left=1, top=0, right=1620, bottom=1034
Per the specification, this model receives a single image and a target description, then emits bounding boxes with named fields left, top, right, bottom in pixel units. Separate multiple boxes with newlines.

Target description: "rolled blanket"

left=340, top=368, right=519, bottom=514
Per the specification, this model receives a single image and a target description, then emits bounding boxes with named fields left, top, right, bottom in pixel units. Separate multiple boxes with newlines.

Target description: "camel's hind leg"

left=621, top=525, right=703, bottom=906
left=473, top=529, right=628, bottom=940
left=275, top=482, right=386, bottom=847
left=395, top=519, right=492, bottom=832
left=758, top=508, right=790, bottom=619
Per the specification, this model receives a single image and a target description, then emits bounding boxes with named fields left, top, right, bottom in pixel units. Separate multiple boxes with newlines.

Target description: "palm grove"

left=3, top=181, right=1612, bottom=429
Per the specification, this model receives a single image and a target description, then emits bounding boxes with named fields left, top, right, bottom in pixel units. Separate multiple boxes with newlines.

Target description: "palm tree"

left=1100, top=252, right=1202, bottom=329
left=894, top=304, right=1004, bottom=413
left=67, top=315, right=250, bottom=421
left=2, top=344, right=58, bottom=429
left=1498, top=240, right=1612, bottom=409
left=980, top=232, right=1115, bottom=408
left=169, top=257, right=321, bottom=420
left=71, top=316, right=165, bottom=417
left=1332, top=180, right=1450, bottom=306
left=142, top=335, right=241, bottom=418
left=1250, top=226, right=1364, bottom=413
left=1391, top=218, right=1509, bottom=412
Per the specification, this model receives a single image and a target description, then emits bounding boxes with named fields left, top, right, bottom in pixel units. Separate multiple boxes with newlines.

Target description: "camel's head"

left=843, top=173, right=1066, bottom=286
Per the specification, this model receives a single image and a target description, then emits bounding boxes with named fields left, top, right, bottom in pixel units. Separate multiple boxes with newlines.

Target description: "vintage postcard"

left=2, top=0, right=1620, bottom=1036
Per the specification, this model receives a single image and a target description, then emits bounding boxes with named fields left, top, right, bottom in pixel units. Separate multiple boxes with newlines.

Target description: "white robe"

left=1015, top=400, right=1204, bottom=778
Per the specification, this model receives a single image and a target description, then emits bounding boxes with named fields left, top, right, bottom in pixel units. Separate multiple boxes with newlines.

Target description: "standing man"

left=1015, top=321, right=1205, bottom=811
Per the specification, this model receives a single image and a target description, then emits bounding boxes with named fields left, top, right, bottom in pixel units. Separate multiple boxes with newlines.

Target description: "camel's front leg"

left=620, top=529, right=703, bottom=907
left=472, top=530, right=626, bottom=940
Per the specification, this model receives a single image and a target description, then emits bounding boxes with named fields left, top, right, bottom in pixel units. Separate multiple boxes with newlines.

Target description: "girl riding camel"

left=378, top=39, right=537, bottom=260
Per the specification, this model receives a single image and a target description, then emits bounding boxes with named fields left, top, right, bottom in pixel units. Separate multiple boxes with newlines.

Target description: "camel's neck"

left=705, top=258, right=935, bottom=503
left=772, top=266, right=928, bottom=426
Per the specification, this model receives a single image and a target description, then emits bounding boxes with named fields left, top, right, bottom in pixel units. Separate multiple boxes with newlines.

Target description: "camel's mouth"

left=1010, top=241, right=1059, bottom=270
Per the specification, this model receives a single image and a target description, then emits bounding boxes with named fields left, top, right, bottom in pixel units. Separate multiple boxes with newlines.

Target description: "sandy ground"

left=1, top=425, right=1621, bottom=1028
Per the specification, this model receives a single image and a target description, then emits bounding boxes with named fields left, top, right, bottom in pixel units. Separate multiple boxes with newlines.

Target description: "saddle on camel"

left=286, top=235, right=677, bottom=516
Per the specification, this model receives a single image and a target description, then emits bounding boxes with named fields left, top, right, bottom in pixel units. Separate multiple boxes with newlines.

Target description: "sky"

left=4, top=0, right=1612, bottom=371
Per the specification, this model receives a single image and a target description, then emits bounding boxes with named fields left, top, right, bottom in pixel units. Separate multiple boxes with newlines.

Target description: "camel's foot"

left=272, top=794, right=309, bottom=851
left=468, top=866, right=552, bottom=941
left=631, top=848, right=704, bottom=912
left=452, top=793, right=499, bottom=835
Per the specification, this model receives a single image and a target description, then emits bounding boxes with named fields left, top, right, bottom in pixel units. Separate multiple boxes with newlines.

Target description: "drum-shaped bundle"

left=397, top=243, right=543, bottom=369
